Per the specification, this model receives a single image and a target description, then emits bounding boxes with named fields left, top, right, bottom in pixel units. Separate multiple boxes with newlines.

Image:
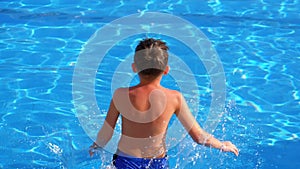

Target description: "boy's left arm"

left=89, top=99, right=120, bottom=156
left=175, top=93, right=239, bottom=156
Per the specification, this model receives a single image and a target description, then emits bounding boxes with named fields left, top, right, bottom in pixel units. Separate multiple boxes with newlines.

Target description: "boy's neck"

left=138, top=75, right=163, bottom=87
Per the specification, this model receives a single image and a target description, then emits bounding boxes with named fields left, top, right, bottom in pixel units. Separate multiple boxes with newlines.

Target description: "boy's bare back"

left=113, top=77, right=182, bottom=158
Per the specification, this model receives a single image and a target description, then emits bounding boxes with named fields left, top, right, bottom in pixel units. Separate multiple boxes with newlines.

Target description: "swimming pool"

left=1, top=0, right=299, bottom=168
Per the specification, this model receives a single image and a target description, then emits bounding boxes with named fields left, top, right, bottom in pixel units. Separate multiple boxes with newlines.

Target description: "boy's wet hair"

left=134, top=38, right=169, bottom=76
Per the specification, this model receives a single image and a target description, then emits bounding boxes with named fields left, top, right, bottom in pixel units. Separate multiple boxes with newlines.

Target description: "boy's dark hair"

left=134, top=38, right=169, bottom=77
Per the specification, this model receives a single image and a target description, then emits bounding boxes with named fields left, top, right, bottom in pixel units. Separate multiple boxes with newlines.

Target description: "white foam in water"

left=47, top=142, right=63, bottom=155
left=105, top=164, right=116, bottom=169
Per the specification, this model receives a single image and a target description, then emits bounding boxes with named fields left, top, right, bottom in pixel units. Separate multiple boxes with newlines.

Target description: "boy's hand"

left=89, top=142, right=99, bottom=157
left=220, top=141, right=239, bottom=156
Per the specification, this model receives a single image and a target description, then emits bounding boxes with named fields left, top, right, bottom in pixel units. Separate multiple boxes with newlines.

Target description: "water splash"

left=167, top=100, right=265, bottom=168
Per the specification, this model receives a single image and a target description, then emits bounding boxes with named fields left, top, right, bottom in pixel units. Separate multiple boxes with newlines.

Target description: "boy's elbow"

left=192, top=138, right=201, bottom=144
left=190, top=131, right=212, bottom=146
left=190, top=133, right=204, bottom=145
left=194, top=136, right=206, bottom=145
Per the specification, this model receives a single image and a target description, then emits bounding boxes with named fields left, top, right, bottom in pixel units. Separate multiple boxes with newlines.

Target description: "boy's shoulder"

left=163, top=87, right=181, bottom=96
left=114, top=87, right=128, bottom=92
left=112, top=87, right=128, bottom=97
left=113, top=87, right=182, bottom=97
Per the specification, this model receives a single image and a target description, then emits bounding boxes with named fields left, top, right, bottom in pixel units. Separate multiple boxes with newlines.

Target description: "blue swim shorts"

left=112, top=151, right=169, bottom=169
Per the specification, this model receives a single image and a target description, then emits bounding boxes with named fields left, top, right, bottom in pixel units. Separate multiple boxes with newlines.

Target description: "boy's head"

left=133, top=38, right=169, bottom=77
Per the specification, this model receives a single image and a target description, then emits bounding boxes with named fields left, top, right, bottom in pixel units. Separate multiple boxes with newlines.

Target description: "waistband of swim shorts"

left=115, top=149, right=167, bottom=159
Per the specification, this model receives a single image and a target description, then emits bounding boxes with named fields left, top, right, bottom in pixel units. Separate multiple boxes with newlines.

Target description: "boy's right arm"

left=174, top=93, right=239, bottom=156
left=89, top=99, right=120, bottom=157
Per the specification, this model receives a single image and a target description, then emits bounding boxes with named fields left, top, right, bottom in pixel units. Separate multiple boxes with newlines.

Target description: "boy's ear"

left=132, top=63, right=138, bottom=73
left=163, top=65, right=170, bottom=75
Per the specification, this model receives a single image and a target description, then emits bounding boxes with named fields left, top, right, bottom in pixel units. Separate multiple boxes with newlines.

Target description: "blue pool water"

left=1, top=0, right=300, bottom=168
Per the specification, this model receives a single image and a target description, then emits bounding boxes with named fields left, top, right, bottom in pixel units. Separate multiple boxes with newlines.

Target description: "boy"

left=89, top=38, right=239, bottom=168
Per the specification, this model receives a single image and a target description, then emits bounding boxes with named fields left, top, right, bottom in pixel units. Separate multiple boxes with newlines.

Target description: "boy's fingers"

left=226, top=142, right=239, bottom=156
left=232, top=147, right=239, bottom=156
left=235, top=146, right=239, bottom=156
left=234, top=150, right=238, bottom=156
